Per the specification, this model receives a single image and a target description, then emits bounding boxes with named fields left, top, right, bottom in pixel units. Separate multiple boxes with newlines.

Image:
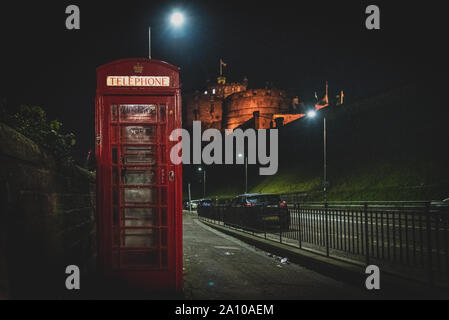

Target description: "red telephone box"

left=95, top=58, right=182, bottom=292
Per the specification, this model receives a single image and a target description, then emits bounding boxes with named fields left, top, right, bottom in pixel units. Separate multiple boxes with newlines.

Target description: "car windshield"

left=247, top=195, right=280, bottom=205
left=200, top=200, right=212, bottom=206
left=246, top=197, right=263, bottom=204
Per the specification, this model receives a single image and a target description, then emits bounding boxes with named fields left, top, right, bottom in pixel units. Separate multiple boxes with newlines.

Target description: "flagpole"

left=149, top=27, right=151, bottom=59
left=220, top=59, right=222, bottom=76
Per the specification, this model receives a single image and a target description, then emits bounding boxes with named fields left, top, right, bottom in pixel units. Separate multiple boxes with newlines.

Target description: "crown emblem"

left=133, top=63, right=144, bottom=74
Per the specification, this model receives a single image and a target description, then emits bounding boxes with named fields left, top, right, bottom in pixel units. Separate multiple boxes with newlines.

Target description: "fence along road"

left=199, top=201, right=449, bottom=287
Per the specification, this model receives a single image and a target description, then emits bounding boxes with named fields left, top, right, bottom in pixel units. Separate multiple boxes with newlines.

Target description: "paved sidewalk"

left=183, top=212, right=366, bottom=299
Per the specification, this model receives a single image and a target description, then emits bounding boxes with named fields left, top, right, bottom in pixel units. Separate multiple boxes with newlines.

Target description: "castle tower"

left=217, top=76, right=226, bottom=85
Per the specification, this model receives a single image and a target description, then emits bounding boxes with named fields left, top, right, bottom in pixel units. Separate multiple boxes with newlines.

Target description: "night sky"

left=0, top=1, right=444, bottom=163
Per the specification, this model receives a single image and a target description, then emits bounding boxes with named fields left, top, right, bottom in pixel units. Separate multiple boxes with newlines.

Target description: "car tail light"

left=279, top=201, right=287, bottom=208
left=245, top=201, right=255, bottom=207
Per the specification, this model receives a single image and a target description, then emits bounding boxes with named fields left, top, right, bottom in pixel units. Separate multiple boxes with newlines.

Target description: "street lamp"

left=238, top=153, right=248, bottom=193
left=170, top=12, right=185, bottom=27
left=307, top=110, right=317, bottom=118
left=307, top=110, right=327, bottom=202
left=198, top=167, right=206, bottom=198
left=149, top=11, right=185, bottom=59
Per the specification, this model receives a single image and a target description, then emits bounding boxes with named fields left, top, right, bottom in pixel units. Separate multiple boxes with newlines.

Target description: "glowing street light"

left=198, top=167, right=206, bottom=197
left=308, top=109, right=328, bottom=201
left=170, top=12, right=185, bottom=27
left=149, top=11, right=186, bottom=59
left=238, top=153, right=248, bottom=193
left=307, top=110, right=317, bottom=118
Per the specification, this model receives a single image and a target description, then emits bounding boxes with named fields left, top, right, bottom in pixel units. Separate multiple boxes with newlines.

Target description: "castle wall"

left=223, top=89, right=290, bottom=129
left=185, top=95, right=223, bottom=130
left=184, top=81, right=292, bottom=131
left=184, top=81, right=247, bottom=131
left=207, top=83, right=247, bottom=99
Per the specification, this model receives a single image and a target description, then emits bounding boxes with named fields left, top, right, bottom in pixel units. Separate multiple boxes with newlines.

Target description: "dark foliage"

left=0, top=99, right=76, bottom=168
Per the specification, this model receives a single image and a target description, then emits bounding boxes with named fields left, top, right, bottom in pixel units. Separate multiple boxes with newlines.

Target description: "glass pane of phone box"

left=123, top=168, right=156, bottom=185
left=120, top=105, right=157, bottom=122
left=123, top=146, right=156, bottom=164
left=124, top=188, right=157, bottom=203
left=121, top=125, right=156, bottom=144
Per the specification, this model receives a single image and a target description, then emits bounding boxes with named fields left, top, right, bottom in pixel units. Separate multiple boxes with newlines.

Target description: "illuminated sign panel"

left=107, top=76, right=170, bottom=87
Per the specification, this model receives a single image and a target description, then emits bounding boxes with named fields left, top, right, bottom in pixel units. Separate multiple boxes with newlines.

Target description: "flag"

left=219, top=59, right=227, bottom=76
left=315, top=81, right=329, bottom=110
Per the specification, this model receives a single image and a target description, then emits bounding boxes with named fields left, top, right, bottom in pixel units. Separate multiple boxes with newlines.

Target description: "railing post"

left=264, top=219, right=267, bottom=240
left=425, top=201, right=433, bottom=285
left=298, top=203, right=302, bottom=249
left=325, top=202, right=329, bottom=257
left=221, top=206, right=224, bottom=225
left=279, top=213, right=283, bottom=244
left=214, top=206, right=217, bottom=224
left=364, top=202, right=370, bottom=265
left=216, top=206, right=219, bottom=224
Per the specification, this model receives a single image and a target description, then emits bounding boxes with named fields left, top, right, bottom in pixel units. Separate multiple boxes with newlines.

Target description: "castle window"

left=212, top=88, right=216, bottom=94
left=210, top=104, right=214, bottom=113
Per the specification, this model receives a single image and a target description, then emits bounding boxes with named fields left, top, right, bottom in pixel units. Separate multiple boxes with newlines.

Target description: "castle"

left=184, top=74, right=303, bottom=131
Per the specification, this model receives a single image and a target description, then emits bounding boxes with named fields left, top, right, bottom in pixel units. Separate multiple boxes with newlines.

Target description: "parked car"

left=430, top=198, right=449, bottom=222
left=430, top=198, right=449, bottom=210
left=185, top=199, right=200, bottom=211
left=223, top=193, right=290, bottom=231
left=197, top=198, right=215, bottom=217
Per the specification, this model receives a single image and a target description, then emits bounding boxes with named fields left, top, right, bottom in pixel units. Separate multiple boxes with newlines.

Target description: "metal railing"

left=198, top=201, right=449, bottom=285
